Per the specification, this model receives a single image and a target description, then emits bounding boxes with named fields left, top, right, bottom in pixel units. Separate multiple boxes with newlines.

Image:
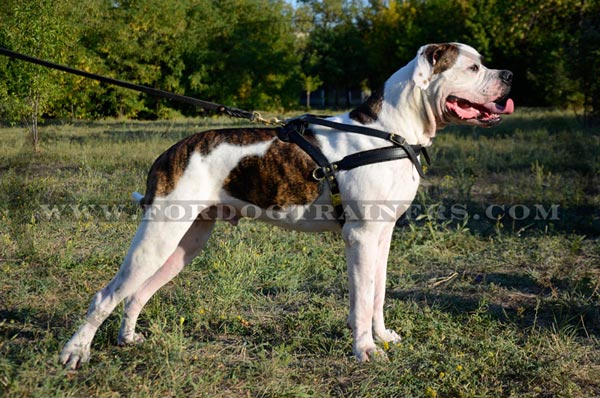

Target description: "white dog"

left=60, top=43, right=514, bottom=368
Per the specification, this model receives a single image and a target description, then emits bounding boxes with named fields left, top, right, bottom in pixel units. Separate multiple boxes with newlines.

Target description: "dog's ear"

left=412, top=43, right=459, bottom=90
left=412, top=44, right=435, bottom=90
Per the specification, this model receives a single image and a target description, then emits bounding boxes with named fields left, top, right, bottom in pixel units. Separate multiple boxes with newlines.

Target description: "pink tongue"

left=447, top=101, right=480, bottom=119
left=483, top=98, right=514, bottom=114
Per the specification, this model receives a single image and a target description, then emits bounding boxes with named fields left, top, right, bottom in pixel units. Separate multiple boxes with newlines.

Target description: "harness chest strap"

left=312, top=145, right=428, bottom=180
left=278, top=118, right=430, bottom=225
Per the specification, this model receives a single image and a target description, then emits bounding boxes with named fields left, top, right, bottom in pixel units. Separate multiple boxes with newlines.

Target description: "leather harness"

left=278, top=114, right=430, bottom=225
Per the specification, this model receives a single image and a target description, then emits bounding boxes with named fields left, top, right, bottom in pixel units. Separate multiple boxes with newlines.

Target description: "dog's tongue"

left=483, top=98, right=514, bottom=114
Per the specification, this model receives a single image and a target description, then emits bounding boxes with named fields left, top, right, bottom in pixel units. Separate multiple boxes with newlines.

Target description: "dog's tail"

left=131, top=192, right=145, bottom=205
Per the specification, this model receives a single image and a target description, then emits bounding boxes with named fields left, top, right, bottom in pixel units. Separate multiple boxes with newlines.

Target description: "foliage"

left=0, top=0, right=599, bottom=123
left=0, top=0, right=73, bottom=150
left=576, top=0, right=600, bottom=124
left=182, top=0, right=300, bottom=112
left=69, top=0, right=191, bottom=118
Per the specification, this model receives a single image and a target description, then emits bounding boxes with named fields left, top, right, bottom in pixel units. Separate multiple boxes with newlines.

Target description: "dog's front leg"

left=372, top=223, right=401, bottom=344
left=344, top=222, right=389, bottom=362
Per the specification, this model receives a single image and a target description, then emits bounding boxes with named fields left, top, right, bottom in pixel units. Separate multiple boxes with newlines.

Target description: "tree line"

left=0, top=0, right=598, bottom=128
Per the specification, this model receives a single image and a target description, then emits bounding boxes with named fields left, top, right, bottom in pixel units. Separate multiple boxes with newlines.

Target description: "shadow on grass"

left=0, top=309, right=51, bottom=342
left=402, top=198, right=600, bottom=237
left=389, top=271, right=600, bottom=337
left=468, top=203, right=599, bottom=237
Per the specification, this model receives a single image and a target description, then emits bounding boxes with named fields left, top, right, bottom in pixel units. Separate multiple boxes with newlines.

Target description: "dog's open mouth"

left=446, top=95, right=514, bottom=125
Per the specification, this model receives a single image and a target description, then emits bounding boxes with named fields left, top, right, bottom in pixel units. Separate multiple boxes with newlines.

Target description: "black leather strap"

left=312, top=145, right=424, bottom=180
left=290, top=114, right=428, bottom=178
left=0, top=47, right=257, bottom=121
left=278, top=121, right=329, bottom=167
left=278, top=122, right=346, bottom=224
left=278, top=115, right=432, bottom=225
left=292, top=114, right=403, bottom=143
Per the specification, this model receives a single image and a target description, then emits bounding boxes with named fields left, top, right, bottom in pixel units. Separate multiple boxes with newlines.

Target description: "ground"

left=0, top=109, right=599, bottom=397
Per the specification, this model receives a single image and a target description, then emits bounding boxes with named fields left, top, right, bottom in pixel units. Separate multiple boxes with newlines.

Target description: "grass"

left=0, top=109, right=599, bottom=397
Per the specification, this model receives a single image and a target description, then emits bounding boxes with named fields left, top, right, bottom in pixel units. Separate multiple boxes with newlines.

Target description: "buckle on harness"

left=330, top=192, right=342, bottom=207
left=389, top=133, right=407, bottom=146
left=312, top=168, right=326, bottom=181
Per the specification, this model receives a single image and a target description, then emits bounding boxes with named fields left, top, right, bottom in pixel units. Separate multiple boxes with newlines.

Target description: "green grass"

left=1, top=110, right=599, bottom=397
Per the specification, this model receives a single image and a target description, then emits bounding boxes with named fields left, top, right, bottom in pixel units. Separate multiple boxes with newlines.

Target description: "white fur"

left=61, top=43, right=511, bottom=367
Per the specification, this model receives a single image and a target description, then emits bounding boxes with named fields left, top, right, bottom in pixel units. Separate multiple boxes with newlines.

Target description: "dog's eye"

left=469, top=64, right=480, bottom=72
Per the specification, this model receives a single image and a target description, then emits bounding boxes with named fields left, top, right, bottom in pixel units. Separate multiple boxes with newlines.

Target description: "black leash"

left=0, top=47, right=258, bottom=121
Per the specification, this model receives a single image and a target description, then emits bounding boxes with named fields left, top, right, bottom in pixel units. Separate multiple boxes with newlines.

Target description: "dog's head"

left=412, top=43, right=514, bottom=127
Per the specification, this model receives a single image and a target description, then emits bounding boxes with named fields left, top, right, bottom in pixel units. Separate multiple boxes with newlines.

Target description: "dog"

left=60, top=42, right=513, bottom=368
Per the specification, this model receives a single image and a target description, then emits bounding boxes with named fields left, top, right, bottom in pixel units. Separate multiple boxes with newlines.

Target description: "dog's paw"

left=60, top=341, right=91, bottom=370
left=375, top=328, right=402, bottom=344
left=117, top=332, right=146, bottom=346
left=354, top=345, right=389, bottom=363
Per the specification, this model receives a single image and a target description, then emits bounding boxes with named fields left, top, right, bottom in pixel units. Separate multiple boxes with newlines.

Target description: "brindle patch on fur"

left=223, top=130, right=321, bottom=209
left=349, top=88, right=384, bottom=124
left=424, top=43, right=459, bottom=74
left=142, top=129, right=277, bottom=206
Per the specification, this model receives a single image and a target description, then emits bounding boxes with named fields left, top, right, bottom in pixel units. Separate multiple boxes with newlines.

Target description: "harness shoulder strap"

left=278, top=121, right=328, bottom=167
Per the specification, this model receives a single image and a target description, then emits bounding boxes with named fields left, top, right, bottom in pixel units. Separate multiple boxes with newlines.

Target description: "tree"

left=301, top=73, right=323, bottom=109
left=300, top=0, right=369, bottom=107
left=70, top=0, right=191, bottom=118
left=1, top=0, right=597, bottom=122
left=487, top=0, right=584, bottom=107
left=0, top=0, right=73, bottom=151
left=576, top=0, right=600, bottom=124
left=183, top=0, right=301, bottom=112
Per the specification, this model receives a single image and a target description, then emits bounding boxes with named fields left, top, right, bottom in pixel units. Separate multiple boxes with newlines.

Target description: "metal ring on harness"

left=312, top=167, right=327, bottom=181
left=312, top=164, right=339, bottom=181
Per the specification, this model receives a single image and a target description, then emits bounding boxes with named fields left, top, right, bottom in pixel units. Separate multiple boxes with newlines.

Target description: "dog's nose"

left=500, top=70, right=513, bottom=84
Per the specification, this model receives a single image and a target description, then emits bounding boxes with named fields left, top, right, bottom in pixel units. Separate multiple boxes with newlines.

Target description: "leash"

left=0, top=47, right=283, bottom=125
left=1, top=47, right=430, bottom=225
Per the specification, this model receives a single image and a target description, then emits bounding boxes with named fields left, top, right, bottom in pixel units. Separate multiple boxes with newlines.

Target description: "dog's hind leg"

left=117, top=219, right=215, bottom=345
left=60, top=206, right=201, bottom=369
